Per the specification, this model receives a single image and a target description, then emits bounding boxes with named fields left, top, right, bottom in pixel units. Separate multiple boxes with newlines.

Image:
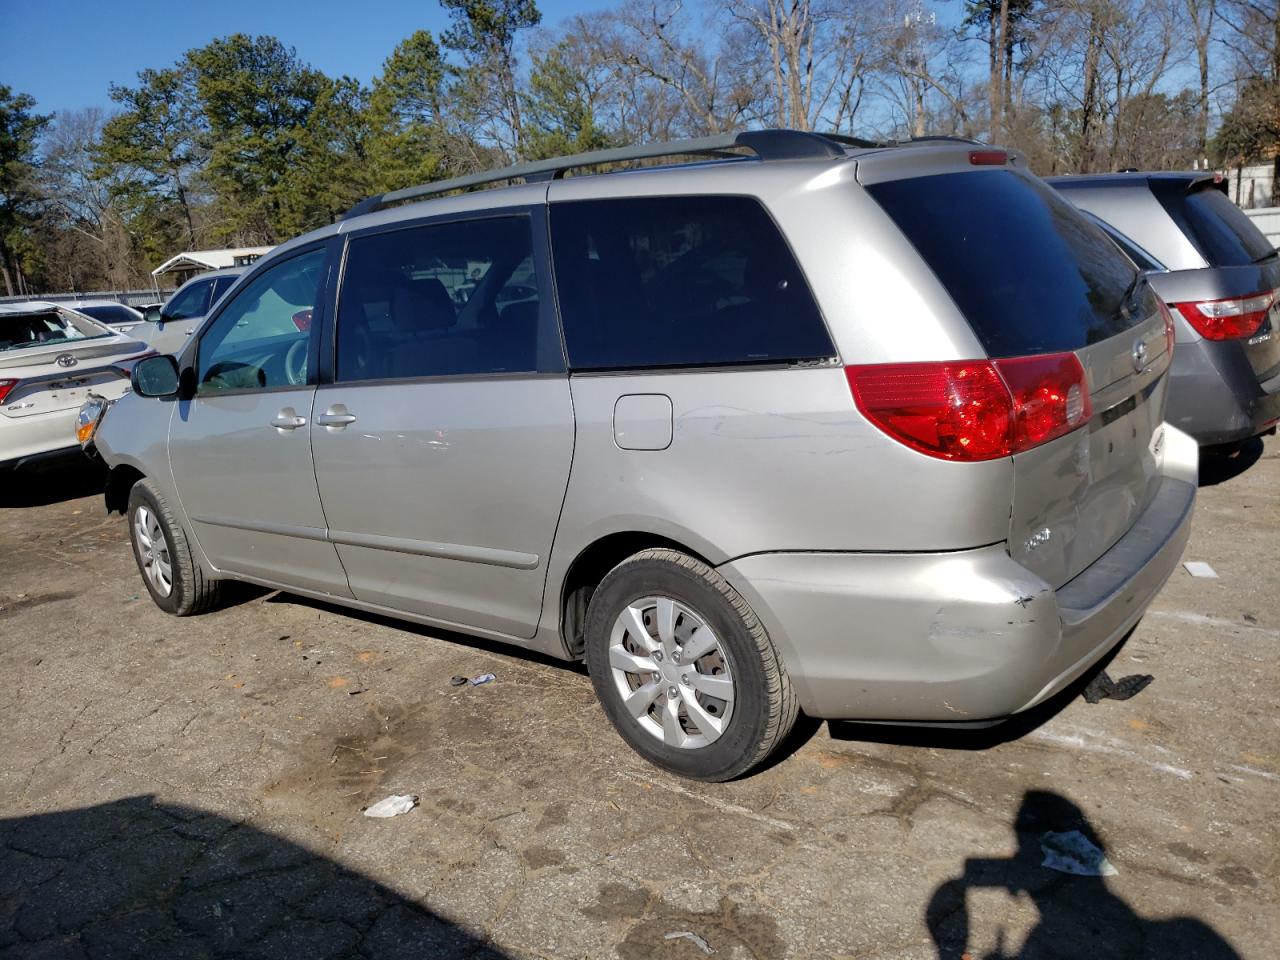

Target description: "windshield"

left=0, top=308, right=111, bottom=352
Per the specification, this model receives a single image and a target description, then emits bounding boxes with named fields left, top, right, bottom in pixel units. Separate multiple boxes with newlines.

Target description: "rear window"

left=867, top=170, right=1143, bottom=357
left=1153, top=181, right=1274, bottom=267
left=77, top=304, right=138, bottom=326
left=0, top=308, right=106, bottom=352
left=549, top=195, right=834, bottom=370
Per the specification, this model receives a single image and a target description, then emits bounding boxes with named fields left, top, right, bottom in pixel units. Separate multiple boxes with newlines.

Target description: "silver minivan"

left=86, top=131, right=1197, bottom=780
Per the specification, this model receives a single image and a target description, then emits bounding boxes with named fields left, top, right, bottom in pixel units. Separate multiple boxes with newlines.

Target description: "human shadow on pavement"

left=925, top=790, right=1241, bottom=960
left=0, top=795, right=509, bottom=958
left=0, top=462, right=105, bottom=508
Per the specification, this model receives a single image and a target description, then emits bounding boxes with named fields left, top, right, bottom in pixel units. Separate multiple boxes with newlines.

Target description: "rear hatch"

left=864, top=160, right=1169, bottom=587
left=1150, top=177, right=1280, bottom=381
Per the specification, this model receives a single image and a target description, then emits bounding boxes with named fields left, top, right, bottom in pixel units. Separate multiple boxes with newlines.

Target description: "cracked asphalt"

left=1, top=438, right=1277, bottom=959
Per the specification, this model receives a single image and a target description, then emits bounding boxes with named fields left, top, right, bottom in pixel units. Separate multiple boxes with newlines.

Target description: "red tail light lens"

left=0, top=379, right=18, bottom=404
left=994, top=353, right=1092, bottom=449
left=292, top=309, right=313, bottom=332
left=1172, top=289, right=1275, bottom=341
left=846, top=352, right=1091, bottom=462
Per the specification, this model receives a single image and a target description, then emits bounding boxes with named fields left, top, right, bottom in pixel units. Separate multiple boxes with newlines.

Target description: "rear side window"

left=1153, top=182, right=1274, bottom=267
left=549, top=195, right=833, bottom=370
left=210, top=275, right=238, bottom=304
left=336, top=216, right=553, bottom=381
left=868, top=170, right=1142, bottom=357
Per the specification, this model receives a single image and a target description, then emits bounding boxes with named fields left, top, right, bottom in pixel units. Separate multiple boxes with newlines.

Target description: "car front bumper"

left=718, top=424, right=1198, bottom=723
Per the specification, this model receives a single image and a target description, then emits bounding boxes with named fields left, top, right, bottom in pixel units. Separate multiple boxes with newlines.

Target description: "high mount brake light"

left=1173, top=289, right=1276, bottom=341
left=846, top=353, right=1091, bottom=462
left=969, top=150, right=1008, bottom=166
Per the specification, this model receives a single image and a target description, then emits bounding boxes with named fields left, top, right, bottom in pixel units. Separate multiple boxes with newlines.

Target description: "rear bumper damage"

left=718, top=424, right=1198, bottom=723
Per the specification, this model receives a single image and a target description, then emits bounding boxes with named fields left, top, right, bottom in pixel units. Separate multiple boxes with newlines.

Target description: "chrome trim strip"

left=192, top=516, right=539, bottom=569
left=328, top=529, right=539, bottom=569
left=190, top=515, right=329, bottom=542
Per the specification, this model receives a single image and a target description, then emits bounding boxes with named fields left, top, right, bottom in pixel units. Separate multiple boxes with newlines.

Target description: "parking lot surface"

left=2, top=440, right=1277, bottom=959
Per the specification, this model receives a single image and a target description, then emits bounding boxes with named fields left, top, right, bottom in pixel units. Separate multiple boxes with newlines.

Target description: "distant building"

left=151, top=246, right=274, bottom=286
left=1223, top=162, right=1276, bottom=209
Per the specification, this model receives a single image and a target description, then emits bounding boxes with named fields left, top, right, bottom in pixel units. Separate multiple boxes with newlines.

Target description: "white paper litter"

left=1183, top=561, right=1218, bottom=578
left=664, top=931, right=714, bottom=954
left=363, top=794, right=419, bottom=818
left=1040, top=829, right=1117, bottom=876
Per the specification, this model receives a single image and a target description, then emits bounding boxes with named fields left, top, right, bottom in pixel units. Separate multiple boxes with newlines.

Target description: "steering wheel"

left=284, top=337, right=308, bottom=386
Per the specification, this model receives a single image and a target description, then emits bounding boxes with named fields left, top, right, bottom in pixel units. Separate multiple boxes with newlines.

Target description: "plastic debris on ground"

left=468, top=673, right=496, bottom=686
left=449, top=675, right=468, bottom=687
left=363, top=794, right=419, bottom=818
left=1040, top=830, right=1118, bottom=876
left=1183, top=561, right=1218, bottom=578
left=664, top=931, right=714, bottom=954
left=1082, top=669, right=1153, bottom=704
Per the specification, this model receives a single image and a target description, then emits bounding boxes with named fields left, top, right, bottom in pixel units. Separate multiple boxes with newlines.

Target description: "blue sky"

left=1, top=0, right=591, bottom=115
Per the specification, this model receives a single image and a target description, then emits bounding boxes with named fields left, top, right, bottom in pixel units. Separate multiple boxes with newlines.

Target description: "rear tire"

left=127, top=479, right=222, bottom=616
left=584, top=549, right=798, bottom=781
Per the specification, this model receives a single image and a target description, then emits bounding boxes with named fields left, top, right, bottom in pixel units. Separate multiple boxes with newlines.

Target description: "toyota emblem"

left=1131, top=339, right=1148, bottom=373
left=55, top=353, right=78, bottom=368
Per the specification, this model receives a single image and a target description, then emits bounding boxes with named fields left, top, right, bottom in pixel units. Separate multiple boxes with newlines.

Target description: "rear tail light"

left=846, top=352, right=1091, bottom=462
left=0, top=379, right=18, bottom=404
left=969, top=150, right=1008, bottom=166
left=1172, top=289, right=1275, bottom=341
left=292, top=309, right=313, bottom=332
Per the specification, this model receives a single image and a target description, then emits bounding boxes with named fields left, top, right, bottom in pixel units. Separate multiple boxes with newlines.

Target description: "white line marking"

left=616, top=770, right=796, bottom=831
left=1147, top=610, right=1280, bottom=638
left=1227, top=764, right=1280, bottom=783
left=1025, top=729, right=1195, bottom=780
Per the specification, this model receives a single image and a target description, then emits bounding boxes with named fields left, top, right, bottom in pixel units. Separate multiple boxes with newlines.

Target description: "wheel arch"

left=558, top=531, right=716, bottom=659
left=105, top=463, right=146, bottom=515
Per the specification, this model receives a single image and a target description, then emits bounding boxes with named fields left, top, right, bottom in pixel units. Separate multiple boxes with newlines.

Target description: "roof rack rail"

left=900, top=135, right=987, bottom=146
left=342, top=128, right=852, bottom=219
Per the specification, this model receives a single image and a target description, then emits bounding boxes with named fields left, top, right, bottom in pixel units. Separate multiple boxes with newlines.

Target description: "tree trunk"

left=0, top=245, right=14, bottom=298
left=1185, top=0, right=1215, bottom=158
left=996, top=0, right=1009, bottom=140
left=1079, top=10, right=1103, bottom=172
left=988, top=3, right=1000, bottom=140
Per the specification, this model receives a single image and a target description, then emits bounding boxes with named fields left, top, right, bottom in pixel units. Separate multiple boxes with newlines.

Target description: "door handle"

left=316, top=404, right=356, bottom=429
left=271, top=408, right=307, bottom=431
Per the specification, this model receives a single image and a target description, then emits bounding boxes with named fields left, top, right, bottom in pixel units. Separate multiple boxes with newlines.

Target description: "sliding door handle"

left=271, top=408, right=307, bottom=431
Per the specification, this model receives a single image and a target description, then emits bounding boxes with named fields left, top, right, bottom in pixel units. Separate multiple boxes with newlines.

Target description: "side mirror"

left=132, top=355, right=181, bottom=398
left=143, top=305, right=163, bottom=323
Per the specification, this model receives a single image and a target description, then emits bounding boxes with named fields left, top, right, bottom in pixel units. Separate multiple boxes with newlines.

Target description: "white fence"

left=0, top=289, right=173, bottom=308
left=1245, top=207, right=1280, bottom=249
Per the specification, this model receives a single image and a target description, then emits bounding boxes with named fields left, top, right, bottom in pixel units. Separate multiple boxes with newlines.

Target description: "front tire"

left=127, top=479, right=222, bottom=616
left=584, top=549, right=798, bottom=781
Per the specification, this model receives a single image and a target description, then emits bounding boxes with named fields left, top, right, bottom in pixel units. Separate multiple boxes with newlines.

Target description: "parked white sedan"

left=1, top=302, right=148, bottom=473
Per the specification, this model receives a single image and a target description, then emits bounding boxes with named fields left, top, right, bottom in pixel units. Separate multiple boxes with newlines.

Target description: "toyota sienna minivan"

left=84, top=130, right=1197, bottom=780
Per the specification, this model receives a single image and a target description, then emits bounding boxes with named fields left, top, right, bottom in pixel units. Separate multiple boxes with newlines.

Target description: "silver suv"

left=86, top=130, right=1197, bottom=780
